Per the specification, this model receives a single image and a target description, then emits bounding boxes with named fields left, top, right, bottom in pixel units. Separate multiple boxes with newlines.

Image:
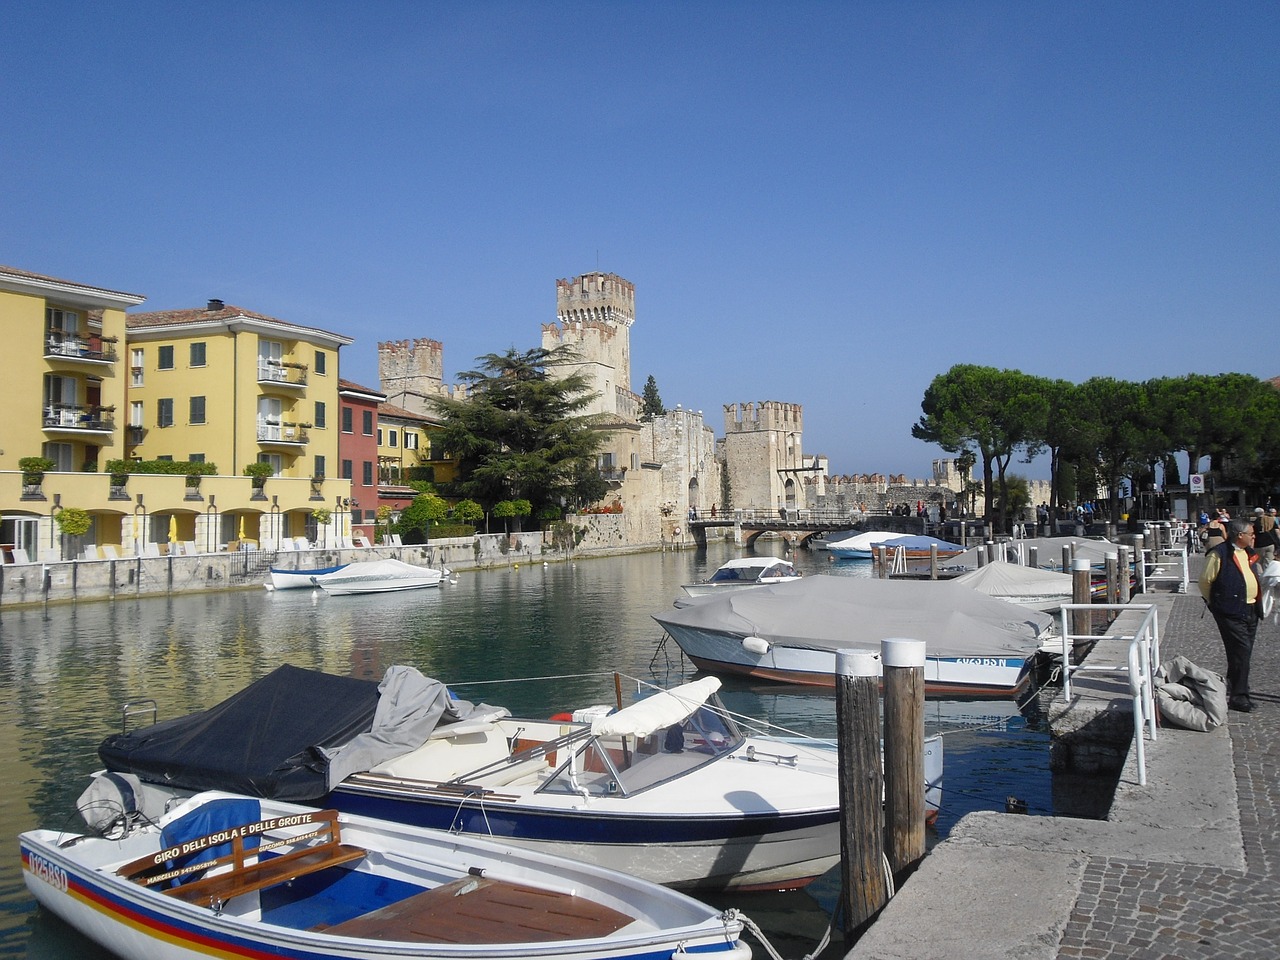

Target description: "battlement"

left=378, top=338, right=449, bottom=412
left=556, top=272, right=635, bottom=328
left=723, top=401, right=804, bottom=434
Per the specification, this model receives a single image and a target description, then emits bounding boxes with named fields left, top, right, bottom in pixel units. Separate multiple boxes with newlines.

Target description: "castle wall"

left=721, top=401, right=806, bottom=511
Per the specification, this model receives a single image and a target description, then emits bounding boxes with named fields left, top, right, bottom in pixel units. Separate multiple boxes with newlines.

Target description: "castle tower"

left=721, top=401, right=807, bottom=511
left=377, top=338, right=447, bottom=417
left=542, top=272, right=635, bottom=418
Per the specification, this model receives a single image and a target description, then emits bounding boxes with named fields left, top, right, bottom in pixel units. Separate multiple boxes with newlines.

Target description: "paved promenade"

left=849, top=556, right=1279, bottom=959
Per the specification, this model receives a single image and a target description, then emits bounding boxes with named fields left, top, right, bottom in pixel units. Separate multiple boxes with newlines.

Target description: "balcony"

left=44, top=332, right=118, bottom=365
left=43, top=404, right=116, bottom=437
left=257, top=359, right=308, bottom=390
left=127, top=425, right=147, bottom=445
left=257, top=419, right=310, bottom=447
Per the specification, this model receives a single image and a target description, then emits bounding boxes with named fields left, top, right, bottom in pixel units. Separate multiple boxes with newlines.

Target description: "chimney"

left=207, top=299, right=224, bottom=311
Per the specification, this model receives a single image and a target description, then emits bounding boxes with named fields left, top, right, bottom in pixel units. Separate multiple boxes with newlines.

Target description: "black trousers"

left=1211, top=609, right=1258, bottom=700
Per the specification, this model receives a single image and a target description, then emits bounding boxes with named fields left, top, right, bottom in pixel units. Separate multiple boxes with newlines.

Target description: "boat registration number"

left=955, top=658, right=1010, bottom=667
left=26, top=852, right=68, bottom=892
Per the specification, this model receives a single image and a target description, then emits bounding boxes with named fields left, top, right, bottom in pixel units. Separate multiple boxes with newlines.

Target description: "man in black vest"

left=1199, top=518, right=1261, bottom=712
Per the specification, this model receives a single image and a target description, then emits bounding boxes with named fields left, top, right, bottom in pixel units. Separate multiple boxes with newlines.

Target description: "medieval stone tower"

left=721, top=401, right=807, bottom=511
left=377, top=338, right=448, bottom=416
left=542, top=272, right=636, bottom=417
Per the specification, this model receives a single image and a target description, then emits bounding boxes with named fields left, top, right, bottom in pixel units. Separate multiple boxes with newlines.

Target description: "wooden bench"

left=118, top=808, right=365, bottom=907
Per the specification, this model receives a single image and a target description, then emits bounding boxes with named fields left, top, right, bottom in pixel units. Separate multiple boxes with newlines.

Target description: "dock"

left=848, top=553, right=1275, bottom=958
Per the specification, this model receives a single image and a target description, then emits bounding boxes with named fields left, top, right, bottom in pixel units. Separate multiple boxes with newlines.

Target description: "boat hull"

left=21, top=796, right=751, bottom=960
left=268, top=564, right=347, bottom=590
left=665, top=624, right=1029, bottom=696
left=330, top=781, right=840, bottom=892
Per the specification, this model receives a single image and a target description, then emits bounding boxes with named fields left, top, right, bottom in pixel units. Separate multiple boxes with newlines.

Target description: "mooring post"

left=1132, top=534, right=1146, bottom=594
left=1071, top=556, right=1093, bottom=642
left=836, top=648, right=888, bottom=936
left=1105, top=552, right=1119, bottom=619
left=882, top=638, right=926, bottom=877
left=1117, top=545, right=1132, bottom=603
left=929, top=543, right=938, bottom=579
left=1028, top=545, right=1039, bottom=569
left=1062, top=544, right=1073, bottom=574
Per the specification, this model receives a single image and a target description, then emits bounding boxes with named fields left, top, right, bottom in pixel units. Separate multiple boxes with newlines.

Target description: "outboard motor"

left=76, top=772, right=166, bottom=839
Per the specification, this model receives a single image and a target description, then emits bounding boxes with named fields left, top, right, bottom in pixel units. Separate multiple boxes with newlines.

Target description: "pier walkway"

left=848, top=554, right=1278, bottom=959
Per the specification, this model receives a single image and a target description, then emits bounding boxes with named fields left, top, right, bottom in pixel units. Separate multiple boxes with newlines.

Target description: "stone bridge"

left=689, top=510, right=865, bottom=549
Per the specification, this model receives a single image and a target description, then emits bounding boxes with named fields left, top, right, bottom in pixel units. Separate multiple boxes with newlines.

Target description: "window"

left=190, top=342, right=206, bottom=367
left=405, top=432, right=419, bottom=450
left=157, top=454, right=173, bottom=463
left=157, top=398, right=174, bottom=427
left=315, top=350, right=327, bottom=375
left=362, top=410, right=374, bottom=435
left=388, top=429, right=398, bottom=448
left=130, top=401, right=144, bottom=427
left=189, top=396, right=206, bottom=425
left=314, top=401, right=326, bottom=429
left=341, top=459, right=353, bottom=480
left=189, top=453, right=205, bottom=462
left=313, top=455, right=326, bottom=478
left=362, top=461, right=374, bottom=485
left=342, top=407, right=353, bottom=432
left=42, top=442, right=73, bottom=472
left=46, top=307, right=79, bottom=334
left=376, top=429, right=383, bottom=445
left=131, top=348, right=144, bottom=386
left=158, top=345, right=174, bottom=370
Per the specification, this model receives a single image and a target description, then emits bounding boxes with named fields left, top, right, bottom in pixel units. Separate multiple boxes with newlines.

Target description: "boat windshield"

left=537, top=702, right=743, bottom=798
left=707, top=564, right=765, bottom=584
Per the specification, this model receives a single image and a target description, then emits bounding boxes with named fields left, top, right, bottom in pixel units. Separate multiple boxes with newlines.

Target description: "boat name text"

left=27, top=852, right=68, bottom=892
left=151, top=813, right=318, bottom=865
left=955, top=658, right=1010, bottom=667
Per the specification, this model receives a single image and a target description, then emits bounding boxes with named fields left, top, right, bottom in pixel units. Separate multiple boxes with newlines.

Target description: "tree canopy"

left=429, top=345, right=612, bottom=526
left=640, top=375, right=665, bottom=420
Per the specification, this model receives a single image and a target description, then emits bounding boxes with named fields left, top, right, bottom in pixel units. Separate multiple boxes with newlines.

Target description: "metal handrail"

left=1142, top=545, right=1190, bottom=594
left=1058, top=602, right=1160, bottom=786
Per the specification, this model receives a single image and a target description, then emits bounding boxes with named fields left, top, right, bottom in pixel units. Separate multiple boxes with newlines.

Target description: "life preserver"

left=549, top=712, right=574, bottom=723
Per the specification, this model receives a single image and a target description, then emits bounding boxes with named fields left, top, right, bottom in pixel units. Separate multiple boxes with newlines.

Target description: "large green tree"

left=430, top=345, right=611, bottom=526
left=640, top=375, right=665, bottom=421
left=912, top=365, right=1047, bottom=532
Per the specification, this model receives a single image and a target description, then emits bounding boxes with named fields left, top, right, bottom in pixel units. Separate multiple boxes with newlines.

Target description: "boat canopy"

left=98, top=664, right=493, bottom=801
left=590, top=677, right=722, bottom=738
left=948, top=536, right=1119, bottom=570
left=654, top=575, right=1053, bottom=659
left=951, top=561, right=1074, bottom=598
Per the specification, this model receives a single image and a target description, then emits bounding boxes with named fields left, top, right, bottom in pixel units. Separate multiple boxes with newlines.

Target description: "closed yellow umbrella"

left=238, top=514, right=246, bottom=540
left=168, top=514, right=178, bottom=543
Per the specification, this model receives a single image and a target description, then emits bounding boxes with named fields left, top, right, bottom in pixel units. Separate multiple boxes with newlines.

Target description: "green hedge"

left=104, top=459, right=218, bottom=477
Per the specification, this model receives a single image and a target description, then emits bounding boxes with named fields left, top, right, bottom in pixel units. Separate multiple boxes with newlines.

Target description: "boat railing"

left=1057, top=602, right=1160, bottom=786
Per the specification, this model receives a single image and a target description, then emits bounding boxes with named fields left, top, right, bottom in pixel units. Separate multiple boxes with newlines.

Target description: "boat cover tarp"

left=313, top=558, right=439, bottom=585
left=591, top=677, right=721, bottom=738
left=99, top=664, right=487, bottom=801
left=951, top=562, right=1074, bottom=598
left=948, top=537, right=1119, bottom=571
left=828, top=533, right=965, bottom=556
left=654, top=575, right=1052, bottom=658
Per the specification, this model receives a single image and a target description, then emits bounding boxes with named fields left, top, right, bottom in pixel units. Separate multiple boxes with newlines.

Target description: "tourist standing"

left=1199, top=518, right=1262, bottom=712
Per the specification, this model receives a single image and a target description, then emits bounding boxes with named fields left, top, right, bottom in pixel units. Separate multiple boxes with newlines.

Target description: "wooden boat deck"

left=319, top=874, right=634, bottom=944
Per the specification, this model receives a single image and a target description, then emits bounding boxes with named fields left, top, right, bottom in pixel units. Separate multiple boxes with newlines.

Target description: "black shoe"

left=1229, top=697, right=1253, bottom=713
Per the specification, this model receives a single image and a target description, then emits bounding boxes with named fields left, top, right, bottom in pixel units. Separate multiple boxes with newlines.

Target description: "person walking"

left=1255, top=507, right=1278, bottom=566
left=1199, top=517, right=1262, bottom=712
left=1202, top=509, right=1230, bottom=551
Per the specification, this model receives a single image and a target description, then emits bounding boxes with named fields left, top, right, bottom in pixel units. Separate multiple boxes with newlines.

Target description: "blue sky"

left=5, top=2, right=1276, bottom=479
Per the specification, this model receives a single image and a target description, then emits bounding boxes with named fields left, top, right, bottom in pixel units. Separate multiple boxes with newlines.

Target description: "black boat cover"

left=99, top=664, right=384, bottom=801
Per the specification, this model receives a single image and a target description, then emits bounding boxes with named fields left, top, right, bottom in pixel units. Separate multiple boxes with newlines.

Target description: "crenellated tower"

left=542, top=272, right=635, bottom=417
left=377, top=338, right=450, bottom=416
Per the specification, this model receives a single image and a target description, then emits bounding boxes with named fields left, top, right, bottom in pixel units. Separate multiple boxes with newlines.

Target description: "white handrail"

left=1058, top=602, right=1160, bottom=786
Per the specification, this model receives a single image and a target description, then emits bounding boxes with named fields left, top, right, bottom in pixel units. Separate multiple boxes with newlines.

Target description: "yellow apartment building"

left=0, top=268, right=355, bottom=562
left=124, top=300, right=355, bottom=548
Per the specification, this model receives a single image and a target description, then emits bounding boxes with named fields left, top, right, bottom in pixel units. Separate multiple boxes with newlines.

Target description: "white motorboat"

left=677, top=556, right=802, bottom=605
left=92, top=664, right=942, bottom=892
left=654, top=575, right=1054, bottom=696
left=266, top=563, right=348, bottom=590
left=22, top=790, right=750, bottom=960
left=312, top=558, right=444, bottom=595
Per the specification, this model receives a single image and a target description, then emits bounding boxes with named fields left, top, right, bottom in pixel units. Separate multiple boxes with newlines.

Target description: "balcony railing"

left=257, top=359, right=308, bottom=387
left=257, top=419, right=310, bottom=444
left=44, top=332, right=118, bottom=363
left=43, top=404, right=116, bottom=432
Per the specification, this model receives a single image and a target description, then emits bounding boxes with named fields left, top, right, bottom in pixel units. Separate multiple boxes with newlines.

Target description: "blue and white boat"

left=266, top=563, right=348, bottom=590
left=90, top=664, right=941, bottom=892
left=21, top=790, right=751, bottom=960
left=826, top=532, right=966, bottom=560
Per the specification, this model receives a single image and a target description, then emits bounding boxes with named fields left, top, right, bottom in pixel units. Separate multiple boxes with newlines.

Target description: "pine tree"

left=641, top=375, right=665, bottom=421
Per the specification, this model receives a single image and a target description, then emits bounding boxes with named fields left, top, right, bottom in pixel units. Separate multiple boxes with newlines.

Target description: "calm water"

left=0, top=542, right=1053, bottom=959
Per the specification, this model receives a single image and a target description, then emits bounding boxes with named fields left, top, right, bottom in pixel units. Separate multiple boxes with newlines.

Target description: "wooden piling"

left=882, top=638, right=926, bottom=877
left=929, top=543, right=938, bottom=580
left=1105, top=552, right=1119, bottom=616
left=1132, top=534, right=1146, bottom=594
left=836, top=649, right=888, bottom=936
left=1028, top=546, right=1039, bottom=569
left=1118, top=545, right=1132, bottom=603
left=1071, top=557, right=1093, bottom=640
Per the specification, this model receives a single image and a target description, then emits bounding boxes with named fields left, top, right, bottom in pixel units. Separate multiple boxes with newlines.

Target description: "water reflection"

left=0, top=541, right=1051, bottom=958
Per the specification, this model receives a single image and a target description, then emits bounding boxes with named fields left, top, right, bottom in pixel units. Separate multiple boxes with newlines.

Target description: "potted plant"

left=311, top=507, right=331, bottom=547
left=54, top=506, right=92, bottom=560
left=244, top=461, right=272, bottom=499
left=19, top=456, right=55, bottom=497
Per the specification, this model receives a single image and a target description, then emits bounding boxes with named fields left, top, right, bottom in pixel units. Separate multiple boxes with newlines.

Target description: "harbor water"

left=0, top=542, right=1054, bottom=959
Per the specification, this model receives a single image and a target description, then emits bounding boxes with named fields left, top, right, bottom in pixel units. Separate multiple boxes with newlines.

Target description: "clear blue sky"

left=5, top=2, right=1276, bottom=479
